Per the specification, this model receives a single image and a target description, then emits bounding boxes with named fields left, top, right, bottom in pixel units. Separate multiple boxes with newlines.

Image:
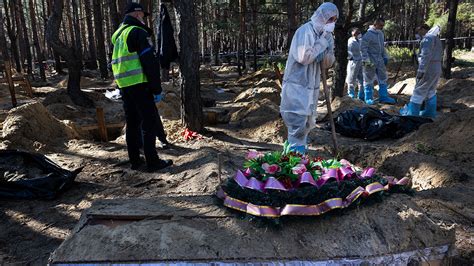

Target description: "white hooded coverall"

left=411, top=27, right=443, bottom=104
left=280, top=3, right=338, bottom=148
left=346, top=36, right=364, bottom=90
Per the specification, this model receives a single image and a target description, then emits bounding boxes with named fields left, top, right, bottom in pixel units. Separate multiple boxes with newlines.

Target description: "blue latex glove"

left=154, top=94, right=162, bottom=103
left=383, top=58, right=388, bottom=66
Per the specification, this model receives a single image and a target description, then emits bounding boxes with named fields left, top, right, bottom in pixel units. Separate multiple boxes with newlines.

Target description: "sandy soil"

left=1, top=56, right=473, bottom=264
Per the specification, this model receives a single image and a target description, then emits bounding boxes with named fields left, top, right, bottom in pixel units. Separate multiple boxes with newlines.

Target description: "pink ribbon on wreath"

left=234, top=165, right=378, bottom=193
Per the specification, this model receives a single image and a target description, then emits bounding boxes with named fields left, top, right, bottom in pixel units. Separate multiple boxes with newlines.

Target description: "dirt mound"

left=318, top=96, right=367, bottom=121
left=255, top=77, right=277, bottom=88
left=41, top=89, right=125, bottom=126
left=217, top=65, right=238, bottom=73
left=1, top=102, right=82, bottom=151
left=234, top=87, right=280, bottom=105
left=46, top=104, right=86, bottom=121
left=330, top=96, right=367, bottom=117
left=389, top=78, right=417, bottom=96
left=57, top=76, right=109, bottom=89
left=408, top=108, right=474, bottom=155
left=166, top=148, right=220, bottom=194
left=230, top=99, right=286, bottom=142
left=42, top=89, right=75, bottom=106
left=162, top=119, right=185, bottom=142
left=49, top=194, right=454, bottom=264
left=231, top=98, right=279, bottom=123
left=200, top=65, right=215, bottom=79
left=237, top=69, right=276, bottom=84
left=154, top=82, right=181, bottom=120
left=341, top=108, right=474, bottom=189
left=157, top=92, right=181, bottom=120
left=247, top=119, right=286, bottom=143
left=389, top=77, right=449, bottom=97
left=437, top=78, right=474, bottom=110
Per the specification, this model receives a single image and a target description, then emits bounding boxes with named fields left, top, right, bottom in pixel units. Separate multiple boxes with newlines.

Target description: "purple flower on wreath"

left=243, top=168, right=252, bottom=177
left=262, top=163, right=281, bottom=175
left=300, top=157, right=310, bottom=165
left=292, top=164, right=307, bottom=175
left=246, top=150, right=263, bottom=160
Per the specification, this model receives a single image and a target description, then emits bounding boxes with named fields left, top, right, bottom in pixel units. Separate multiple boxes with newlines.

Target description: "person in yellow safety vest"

left=111, top=2, right=172, bottom=172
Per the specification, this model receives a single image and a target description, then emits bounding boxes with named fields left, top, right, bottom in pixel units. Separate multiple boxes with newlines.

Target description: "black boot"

left=130, top=158, right=144, bottom=170
left=147, top=159, right=173, bottom=172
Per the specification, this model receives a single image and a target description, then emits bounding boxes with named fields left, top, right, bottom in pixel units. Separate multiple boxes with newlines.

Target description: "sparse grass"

left=415, top=142, right=435, bottom=155
left=453, top=49, right=474, bottom=68
left=387, top=46, right=412, bottom=63
left=260, top=57, right=287, bottom=71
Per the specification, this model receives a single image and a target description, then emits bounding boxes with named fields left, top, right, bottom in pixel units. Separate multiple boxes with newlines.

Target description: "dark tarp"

left=0, top=150, right=81, bottom=200
left=330, top=107, right=433, bottom=140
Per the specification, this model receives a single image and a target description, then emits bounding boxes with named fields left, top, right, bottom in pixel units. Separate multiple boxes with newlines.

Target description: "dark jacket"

left=157, top=4, right=178, bottom=69
left=120, top=15, right=161, bottom=94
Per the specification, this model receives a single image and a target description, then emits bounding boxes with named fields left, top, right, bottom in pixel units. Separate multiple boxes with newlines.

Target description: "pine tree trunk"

left=29, top=0, right=47, bottom=81
left=85, top=0, right=98, bottom=70
left=200, top=0, right=206, bottom=60
left=46, top=0, right=92, bottom=107
left=93, top=0, right=109, bottom=79
left=46, top=0, right=64, bottom=74
left=237, top=0, right=247, bottom=76
left=358, top=0, right=366, bottom=19
left=65, top=0, right=75, bottom=47
left=117, top=0, right=128, bottom=16
left=251, top=0, right=257, bottom=71
left=17, top=0, right=33, bottom=78
left=212, top=4, right=220, bottom=66
left=174, top=0, right=203, bottom=132
left=0, top=6, right=10, bottom=60
left=3, top=0, right=22, bottom=72
left=109, top=0, right=121, bottom=32
left=71, top=0, right=82, bottom=63
left=13, top=0, right=26, bottom=68
left=54, top=51, right=64, bottom=74
left=79, top=1, right=88, bottom=60
left=21, top=0, right=33, bottom=78
left=333, top=0, right=347, bottom=98
left=286, top=0, right=297, bottom=50
left=442, top=0, right=458, bottom=79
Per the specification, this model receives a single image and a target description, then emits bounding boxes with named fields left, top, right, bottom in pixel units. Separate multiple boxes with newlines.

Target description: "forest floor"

left=0, top=52, right=473, bottom=264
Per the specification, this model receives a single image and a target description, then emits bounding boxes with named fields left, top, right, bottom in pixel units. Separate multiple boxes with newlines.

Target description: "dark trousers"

left=121, top=84, right=160, bottom=165
left=155, top=111, right=167, bottom=143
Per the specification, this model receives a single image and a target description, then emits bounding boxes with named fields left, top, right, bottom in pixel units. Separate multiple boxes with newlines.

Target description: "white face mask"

left=324, top=22, right=336, bottom=33
left=357, top=34, right=362, bottom=39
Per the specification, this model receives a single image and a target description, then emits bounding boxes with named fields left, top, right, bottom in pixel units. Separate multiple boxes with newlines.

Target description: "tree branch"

left=349, top=0, right=387, bottom=28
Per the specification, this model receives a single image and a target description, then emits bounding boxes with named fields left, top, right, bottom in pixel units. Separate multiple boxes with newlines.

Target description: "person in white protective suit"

left=400, top=24, right=442, bottom=118
left=346, top=27, right=364, bottom=100
left=280, top=2, right=338, bottom=153
left=361, top=18, right=396, bottom=105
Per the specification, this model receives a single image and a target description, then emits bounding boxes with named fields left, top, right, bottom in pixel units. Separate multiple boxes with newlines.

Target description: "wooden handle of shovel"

left=321, top=69, right=339, bottom=157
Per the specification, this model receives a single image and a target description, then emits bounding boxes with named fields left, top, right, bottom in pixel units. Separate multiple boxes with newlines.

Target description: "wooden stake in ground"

left=217, top=153, right=222, bottom=184
left=273, top=62, right=283, bottom=90
left=4, top=60, right=17, bottom=108
left=96, top=107, right=108, bottom=142
left=321, top=69, right=339, bottom=157
left=396, top=83, right=408, bottom=95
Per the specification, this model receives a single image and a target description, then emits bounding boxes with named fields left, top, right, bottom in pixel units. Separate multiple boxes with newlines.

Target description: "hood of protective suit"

left=368, top=25, right=382, bottom=34
left=426, top=25, right=441, bottom=37
left=310, top=2, right=339, bottom=33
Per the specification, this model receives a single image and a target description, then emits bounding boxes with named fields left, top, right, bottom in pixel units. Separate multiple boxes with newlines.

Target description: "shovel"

left=321, top=68, right=339, bottom=157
